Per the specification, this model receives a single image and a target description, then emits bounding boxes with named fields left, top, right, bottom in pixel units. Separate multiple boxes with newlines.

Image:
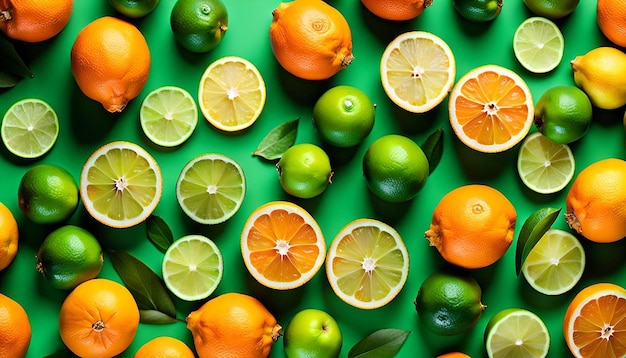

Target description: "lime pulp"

left=517, top=132, right=575, bottom=194
left=140, top=86, right=198, bottom=147
left=513, top=17, right=564, bottom=73
left=1, top=98, right=59, bottom=159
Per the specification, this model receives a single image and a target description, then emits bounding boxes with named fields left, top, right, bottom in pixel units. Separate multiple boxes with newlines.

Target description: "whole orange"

left=134, top=336, right=195, bottom=358
left=70, top=16, right=151, bottom=113
left=597, top=0, right=626, bottom=48
left=0, top=0, right=73, bottom=42
left=59, top=278, right=140, bottom=358
left=0, top=293, right=31, bottom=358
left=565, top=158, right=626, bottom=243
left=269, top=0, right=354, bottom=80
left=425, top=184, right=517, bottom=269
left=361, top=0, right=432, bottom=21
left=0, top=201, right=18, bottom=271
left=186, top=292, right=283, bottom=357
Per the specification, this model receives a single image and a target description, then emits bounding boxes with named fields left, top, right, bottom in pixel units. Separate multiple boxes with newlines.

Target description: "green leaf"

left=146, top=215, right=174, bottom=253
left=253, top=118, right=299, bottom=160
left=348, top=329, right=410, bottom=358
left=108, top=250, right=177, bottom=323
left=140, top=309, right=179, bottom=324
left=420, top=128, right=444, bottom=174
left=0, top=32, right=33, bottom=79
left=515, top=207, right=562, bottom=275
left=0, top=70, right=20, bottom=88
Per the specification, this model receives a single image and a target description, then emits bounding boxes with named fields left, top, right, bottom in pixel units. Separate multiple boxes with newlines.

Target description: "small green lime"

left=36, top=225, right=103, bottom=290
left=277, top=144, right=333, bottom=199
left=534, top=85, right=592, bottom=144
left=312, top=85, right=375, bottom=148
left=109, top=0, right=160, bottom=18
left=18, top=164, right=79, bottom=224
left=453, top=0, right=502, bottom=22
left=170, top=0, right=228, bottom=53
left=523, top=0, right=579, bottom=19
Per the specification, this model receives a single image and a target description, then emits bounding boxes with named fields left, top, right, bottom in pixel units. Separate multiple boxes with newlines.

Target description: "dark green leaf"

left=515, top=207, right=561, bottom=275
left=0, top=32, right=33, bottom=78
left=108, top=250, right=177, bottom=323
left=420, top=128, right=444, bottom=174
left=146, top=215, right=174, bottom=253
left=348, top=329, right=410, bottom=358
left=43, top=349, right=78, bottom=357
left=253, top=118, right=299, bottom=160
left=140, top=309, right=179, bottom=324
left=0, top=70, right=20, bottom=87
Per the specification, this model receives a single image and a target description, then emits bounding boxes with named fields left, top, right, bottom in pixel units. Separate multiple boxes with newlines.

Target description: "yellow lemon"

left=570, top=47, right=626, bottom=110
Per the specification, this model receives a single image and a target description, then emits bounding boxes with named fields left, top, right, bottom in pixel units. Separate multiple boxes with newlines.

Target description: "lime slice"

left=162, top=235, right=223, bottom=301
left=513, top=17, right=564, bottom=73
left=176, top=153, right=246, bottom=225
left=140, top=86, right=198, bottom=147
left=517, top=132, right=575, bottom=194
left=522, top=229, right=585, bottom=295
left=1, top=98, right=59, bottom=159
left=485, top=308, right=550, bottom=358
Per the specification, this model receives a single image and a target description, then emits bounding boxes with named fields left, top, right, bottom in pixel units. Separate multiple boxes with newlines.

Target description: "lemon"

left=170, top=0, right=228, bottom=53
left=276, top=144, right=332, bottom=199
left=1, top=98, right=59, bottom=159
left=513, top=17, right=564, bottom=74
left=571, top=46, right=626, bottom=110
left=484, top=308, right=550, bottom=357
left=533, top=85, right=592, bottom=144
left=140, top=86, right=198, bottom=147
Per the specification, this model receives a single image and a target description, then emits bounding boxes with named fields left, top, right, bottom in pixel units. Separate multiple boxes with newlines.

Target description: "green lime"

left=109, top=0, right=160, bottom=18
left=36, top=225, right=103, bottom=290
left=312, top=85, right=375, bottom=148
left=534, top=85, right=593, bottom=144
left=170, top=0, right=228, bottom=53
left=1, top=98, right=59, bottom=159
left=414, top=268, right=485, bottom=336
left=517, top=132, right=575, bottom=194
left=140, top=86, right=198, bottom=147
left=523, top=0, right=579, bottom=19
left=484, top=308, right=550, bottom=357
left=362, top=134, right=429, bottom=203
left=513, top=17, right=564, bottom=74
left=276, top=143, right=333, bottom=199
left=452, top=0, right=502, bottom=22
left=18, top=164, right=79, bottom=224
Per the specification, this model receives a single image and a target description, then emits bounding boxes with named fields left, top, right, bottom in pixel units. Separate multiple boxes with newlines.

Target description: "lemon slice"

left=198, top=56, right=266, bottom=132
left=80, top=141, right=162, bottom=228
left=326, top=218, right=409, bottom=309
left=485, top=308, right=550, bottom=358
left=380, top=31, right=456, bottom=113
left=162, top=235, right=223, bottom=301
left=513, top=17, right=564, bottom=73
left=517, top=132, right=575, bottom=194
left=1, top=98, right=59, bottom=159
left=176, top=153, right=246, bottom=225
left=140, top=86, right=198, bottom=147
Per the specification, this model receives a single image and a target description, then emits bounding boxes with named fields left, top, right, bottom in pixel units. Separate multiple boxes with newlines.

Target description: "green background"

left=1, top=0, right=625, bottom=357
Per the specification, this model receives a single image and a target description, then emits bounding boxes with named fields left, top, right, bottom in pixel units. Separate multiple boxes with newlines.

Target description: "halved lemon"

left=517, top=132, right=575, bottom=194
left=1, top=98, right=59, bottom=159
left=140, top=86, right=198, bottom=147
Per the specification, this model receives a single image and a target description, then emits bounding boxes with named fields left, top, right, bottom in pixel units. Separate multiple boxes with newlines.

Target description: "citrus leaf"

left=146, top=215, right=174, bottom=253
left=140, top=309, right=179, bottom=324
left=253, top=118, right=299, bottom=160
left=0, top=70, right=20, bottom=88
left=0, top=32, right=33, bottom=79
left=108, top=250, right=177, bottom=323
left=348, top=329, right=410, bottom=358
left=420, top=128, right=444, bottom=174
left=515, top=207, right=562, bottom=275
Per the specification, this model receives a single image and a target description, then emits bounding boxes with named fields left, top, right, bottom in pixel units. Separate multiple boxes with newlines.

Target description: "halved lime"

left=517, top=132, right=575, bottom=194
left=485, top=308, right=550, bottom=358
left=522, top=229, right=585, bottom=295
left=176, top=153, right=246, bottom=224
left=140, top=86, right=198, bottom=147
left=162, top=235, right=223, bottom=301
left=513, top=17, right=564, bottom=73
left=1, top=98, right=59, bottom=159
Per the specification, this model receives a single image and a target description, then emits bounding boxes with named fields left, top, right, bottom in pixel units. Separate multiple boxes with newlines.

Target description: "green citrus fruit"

left=523, top=0, right=580, bottom=19
left=453, top=0, right=503, bottom=22
left=283, top=309, right=342, bottom=358
left=362, top=134, right=429, bottom=203
left=312, top=85, right=375, bottom=147
left=170, top=0, right=228, bottom=53
left=276, top=143, right=333, bottom=199
left=35, top=225, right=103, bottom=290
left=18, top=164, right=79, bottom=224
left=534, top=85, right=593, bottom=144
left=109, top=0, right=160, bottom=18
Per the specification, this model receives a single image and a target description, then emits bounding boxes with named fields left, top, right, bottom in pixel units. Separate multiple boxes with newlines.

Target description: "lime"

left=1, top=98, right=59, bottom=159
left=514, top=17, right=564, bottom=74
left=312, top=85, right=375, bottom=148
left=36, top=225, right=103, bottom=290
left=276, top=143, right=333, bottom=199
left=515, top=207, right=561, bottom=275
left=18, top=164, right=79, bottom=224
left=109, top=0, right=160, bottom=18
left=452, top=0, right=502, bottom=22
left=484, top=308, right=550, bottom=357
left=162, top=235, right=223, bottom=301
left=362, top=134, right=429, bottom=203
left=517, top=132, right=575, bottom=194
left=170, top=0, right=228, bottom=53
left=523, top=0, right=579, bottom=19
left=534, top=85, right=592, bottom=144
left=140, top=86, right=198, bottom=147
left=176, top=153, right=246, bottom=224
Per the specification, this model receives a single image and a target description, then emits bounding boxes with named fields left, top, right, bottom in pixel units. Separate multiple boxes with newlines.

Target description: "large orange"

left=0, top=293, right=31, bottom=358
left=0, top=201, right=18, bottom=271
left=59, top=278, right=140, bottom=358
left=134, top=336, right=195, bottom=358
left=597, top=0, right=626, bottom=48
left=0, top=0, right=73, bottom=43
left=269, top=0, right=354, bottom=80
left=70, top=16, right=151, bottom=113
left=425, top=184, right=517, bottom=269
left=361, top=0, right=432, bottom=21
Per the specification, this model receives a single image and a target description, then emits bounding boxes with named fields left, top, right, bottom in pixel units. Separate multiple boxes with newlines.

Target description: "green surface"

left=0, top=1, right=624, bottom=357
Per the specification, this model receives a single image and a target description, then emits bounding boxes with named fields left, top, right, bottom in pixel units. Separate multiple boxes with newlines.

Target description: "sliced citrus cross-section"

left=1, top=98, right=59, bottom=159
left=449, top=64, right=534, bottom=153
left=240, top=201, right=326, bottom=290
left=485, top=308, right=550, bottom=358
left=380, top=31, right=456, bottom=114
left=513, top=17, right=564, bottom=74
left=326, top=218, right=409, bottom=309
left=80, top=141, right=162, bottom=228
left=140, top=86, right=198, bottom=147
left=198, top=56, right=266, bottom=132
left=517, top=132, right=575, bottom=194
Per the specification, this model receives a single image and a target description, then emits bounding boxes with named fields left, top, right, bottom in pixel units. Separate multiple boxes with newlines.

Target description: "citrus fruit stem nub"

left=1, top=10, right=11, bottom=21
left=92, top=320, right=105, bottom=332
left=271, top=325, right=283, bottom=341
left=564, top=212, right=582, bottom=234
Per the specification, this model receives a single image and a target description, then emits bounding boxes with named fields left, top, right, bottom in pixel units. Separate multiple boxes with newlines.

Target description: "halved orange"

left=563, top=282, right=626, bottom=358
left=240, top=201, right=325, bottom=290
left=449, top=65, right=534, bottom=153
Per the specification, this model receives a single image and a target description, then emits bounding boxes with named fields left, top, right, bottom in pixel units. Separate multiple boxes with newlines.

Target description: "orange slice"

left=240, top=201, right=325, bottom=290
left=449, top=64, right=534, bottom=153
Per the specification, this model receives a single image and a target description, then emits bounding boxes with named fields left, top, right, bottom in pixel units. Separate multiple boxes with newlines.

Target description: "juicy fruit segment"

left=485, top=308, right=550, bottom=358
left=1, top=98, right=59, bottom=159
left=276, top=143, right=333, bottom=199
left=0, top=293, right=32, bottom=358
left=571, top=47, right=626, bottom=110
left=326, top=218, right=409, bottom=309
left=533, top=85, right=592, bottom=144
left=140, top=86, right=198, bottom=147
left=0, top=0, right=73, bottom=42
left=517, top=132, right=575, bottom=194
left=170, top=0, right=228, bottom=53
left=80, top=141, right=162, bottom=229
left=241, top=201, right=326, bottom=290
left=513, top=17, right=564, bottom=74
left=134, top=336, right=195, bottom=358
left=0, top=202, right=18, bottom=271
left=380, top=31, right=456, bottom=113
left=453, top=0, right=503, bottom=22
left=361, top=0, right=432, bottom=21
left=449, top=65, right=534, bottom=153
